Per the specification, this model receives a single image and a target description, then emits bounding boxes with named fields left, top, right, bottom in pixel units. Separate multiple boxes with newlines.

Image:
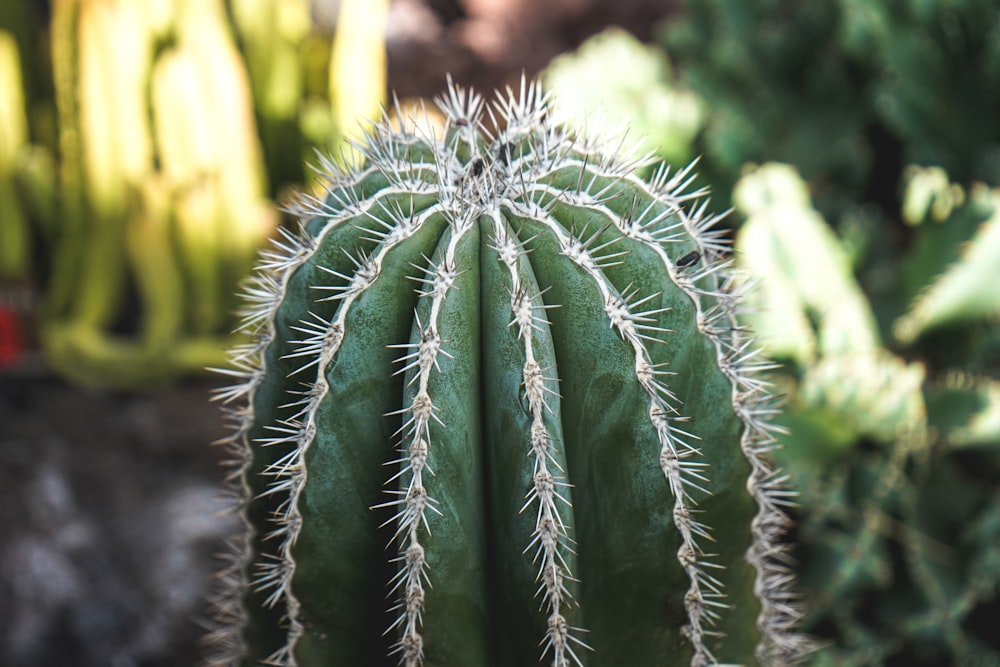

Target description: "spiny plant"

left=208, top=79, right=807, bottom=667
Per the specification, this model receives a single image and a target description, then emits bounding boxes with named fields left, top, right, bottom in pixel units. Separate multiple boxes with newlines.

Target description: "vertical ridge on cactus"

left=207, top=78, right=807, bottom=666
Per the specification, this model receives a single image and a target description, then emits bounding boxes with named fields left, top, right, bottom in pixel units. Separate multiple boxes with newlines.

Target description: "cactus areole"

left=210, top=80, right=804, bottom=667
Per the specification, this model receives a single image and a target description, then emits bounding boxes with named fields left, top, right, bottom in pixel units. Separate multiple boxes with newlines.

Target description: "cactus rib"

left=208, top=78, right=806, bottom=666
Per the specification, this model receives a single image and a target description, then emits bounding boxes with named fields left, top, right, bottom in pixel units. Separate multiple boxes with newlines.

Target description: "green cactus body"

left=211, top=81, right=803, bottom=667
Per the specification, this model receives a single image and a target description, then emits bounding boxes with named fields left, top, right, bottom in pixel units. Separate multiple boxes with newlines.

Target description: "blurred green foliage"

left=0, top=0, right=386, bottom=388
left=0, top=28, right=31, bottom=281
left=545, top=1, right=1000, bottom=664
left=543, top=28, right=704, bottom=170
left=663, top=0, right=1000, bottom=218
left=736, top=163, right=1000, bottom=666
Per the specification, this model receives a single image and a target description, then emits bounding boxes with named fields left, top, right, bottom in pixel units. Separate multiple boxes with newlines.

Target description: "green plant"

left=229, top=0, right=389, bottom=190
left=0, top=0, right=388, bottom=387
left=734, top=163, right=1000, bottom=666
left=542, top=27, right=704, bottom=172
left=662, top=0, right=1000, bottom=218
left=5, top=0, right=278, bottom=387
left=0, top=28, right=30, bottom=281
left=208, top=81, right=808, bottom=666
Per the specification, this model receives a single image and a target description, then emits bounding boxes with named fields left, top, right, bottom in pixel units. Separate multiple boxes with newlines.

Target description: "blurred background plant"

left=734, top=163, right=1000, bottom=666
left=0, top=0, right=387, bottom=388
left=542, top=1, right=1000, bottom=664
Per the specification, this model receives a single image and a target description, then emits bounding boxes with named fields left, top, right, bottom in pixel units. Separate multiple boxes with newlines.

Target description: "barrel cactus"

left=209, top=79, right=805, bottom=666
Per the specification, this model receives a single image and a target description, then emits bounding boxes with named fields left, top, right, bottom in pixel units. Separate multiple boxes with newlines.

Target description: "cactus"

left=208, top=81, right=807, bottom=666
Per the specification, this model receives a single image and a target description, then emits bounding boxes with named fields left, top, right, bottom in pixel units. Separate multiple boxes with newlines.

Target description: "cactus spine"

left=211, top=80, right=805, bottom=666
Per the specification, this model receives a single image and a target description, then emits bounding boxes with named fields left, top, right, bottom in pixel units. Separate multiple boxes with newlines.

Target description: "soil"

left=0, top=2, right=681, bottom=665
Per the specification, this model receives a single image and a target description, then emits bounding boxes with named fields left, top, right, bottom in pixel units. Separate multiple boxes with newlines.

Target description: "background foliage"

left=0, top=0, right=386, bottom=388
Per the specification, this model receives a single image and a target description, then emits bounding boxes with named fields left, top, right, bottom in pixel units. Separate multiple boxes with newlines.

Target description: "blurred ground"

left=0, top=378, right=232, bottom=667
left=0, top=1, right=678, bottom=665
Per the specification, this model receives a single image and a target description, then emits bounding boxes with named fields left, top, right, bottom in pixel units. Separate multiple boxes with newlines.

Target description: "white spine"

left=489, top=212, right=588, bottom=667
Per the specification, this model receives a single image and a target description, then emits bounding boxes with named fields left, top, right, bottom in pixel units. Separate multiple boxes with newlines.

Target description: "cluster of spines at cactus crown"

left=206, top=76, right=806, bottom=667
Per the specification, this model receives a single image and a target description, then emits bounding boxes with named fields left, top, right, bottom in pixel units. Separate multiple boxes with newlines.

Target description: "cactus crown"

left=208, top=78, right=806, bottom=667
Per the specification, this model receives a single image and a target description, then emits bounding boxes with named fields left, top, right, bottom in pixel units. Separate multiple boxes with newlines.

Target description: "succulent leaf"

left=542, top=27, right=704, bottom=169
left=733, top=163, right=880, bottom=364
left=925, top=374, right=1000, bottom=449
left=894, top=182, right=1000, bottom=343
left=797, top=351, right=926, bottom=446
left=732, top=161, right=1000, bottom=665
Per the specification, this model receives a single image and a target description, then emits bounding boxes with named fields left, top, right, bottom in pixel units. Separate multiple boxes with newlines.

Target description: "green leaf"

left=895, top=183, right=1000, bottom=343
left=734, top=163, right=881, bottom=363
